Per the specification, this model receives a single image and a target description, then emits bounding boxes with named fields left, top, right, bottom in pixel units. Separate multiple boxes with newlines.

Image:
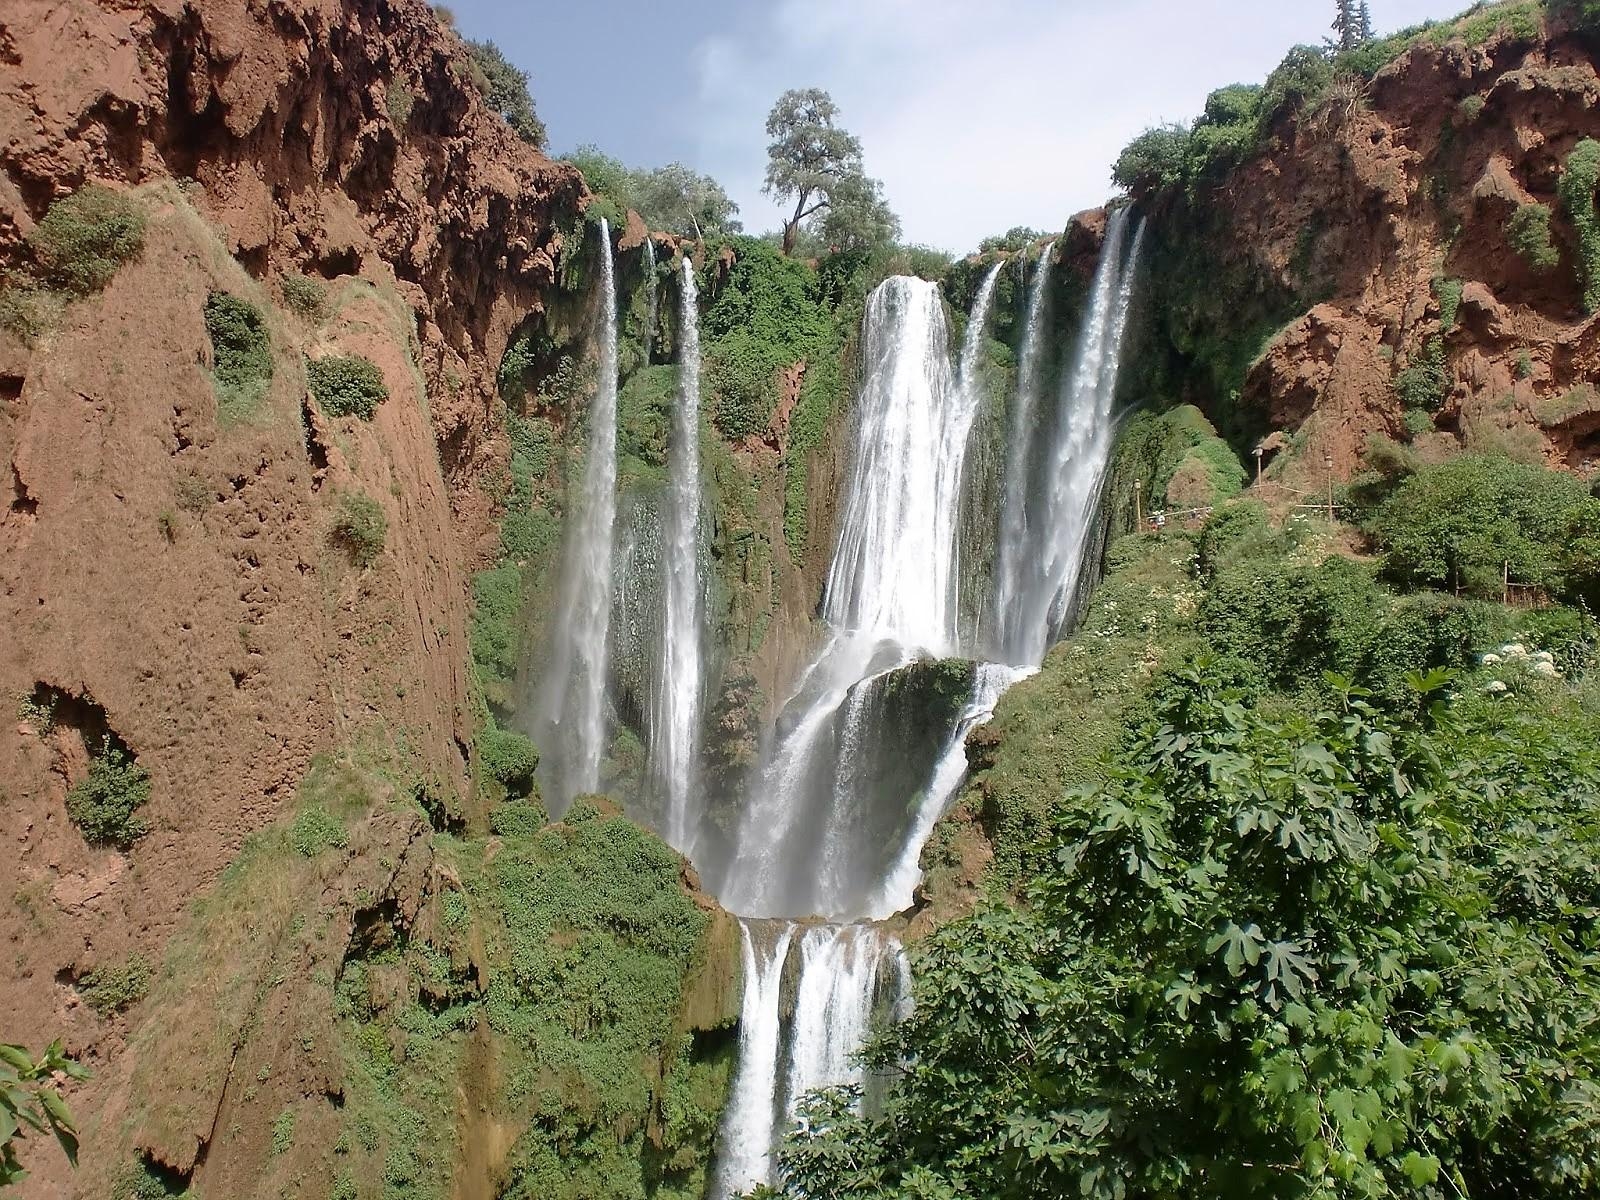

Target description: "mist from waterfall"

left=535, top=217, right=620, bottom=807
left=651, top=257, right=706, bottom=854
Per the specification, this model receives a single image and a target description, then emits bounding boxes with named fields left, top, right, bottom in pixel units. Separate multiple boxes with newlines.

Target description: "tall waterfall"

left=714, top=922, right=795, bottom=1199
left=707, top=224, right=1145, bottom=1197
left=995, top=210, right=1144, bottom=666
left=536, top=217, right=620, bottom=806
left=722, top=278, right=979, bottom=920
left=989, top=241, right=1055, bottom=657
left=651, top=257, right=706, bottom=853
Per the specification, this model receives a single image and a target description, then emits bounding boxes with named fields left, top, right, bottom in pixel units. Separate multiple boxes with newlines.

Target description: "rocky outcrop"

left=1129, top=12, right=1600, bottom=489
left=0, top=0, right=591, bottom=1194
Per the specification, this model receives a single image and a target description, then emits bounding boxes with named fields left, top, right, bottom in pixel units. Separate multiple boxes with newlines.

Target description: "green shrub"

left=385, top=83, right=415, bottom=130
left=1367, top=454, right=1600, bottom=601
left=1504, top=206, right=1555, bottom=273
left=308, top=354, right=388, bottom=420
left=203, top=292, right=274, bottom=421
left=79, top=955, right=152, bottom=1015
left=470, top=564, right=522, bottom=705
left=66, top=741, right=152, bottom=850
left=466, top=40, right=546, bottom=147
left=489, top=800, right=548, bottom=837
left=1112, top=123, right=1192, bottom=195
left=331, top=492, right=387, bottom=567
left=1262, top=43, right=1335, bottom=115
left=289, top=805, right=347, bottom=857
left=271, top=1108, right=294, bottom=1155
left=1559, top=137, right=1600, bottom=312
left=28, top=186, right=146, bottom=296
left=111, top=1159, right=189, bottom=1199
left=278, top=273, right=326, bottom=319
left=480, top=726, right=540, bottom=797
left=1402, top=407, right=1435, bottom=437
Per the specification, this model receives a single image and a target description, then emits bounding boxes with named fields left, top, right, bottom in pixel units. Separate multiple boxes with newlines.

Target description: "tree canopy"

left=562, top=147, right=741, bottom=240
left=763, top=88, right=899, bottom=254
left=467, top=40, right=547, bottom=148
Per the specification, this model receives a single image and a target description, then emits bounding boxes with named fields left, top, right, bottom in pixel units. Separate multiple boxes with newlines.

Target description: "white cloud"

left=690, top=0, right=1468, bottom=252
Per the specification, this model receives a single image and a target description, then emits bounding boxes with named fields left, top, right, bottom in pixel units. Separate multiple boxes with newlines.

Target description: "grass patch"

left=330, top=492, right=387, bottom=567
left=289, top=805, right=348, bottom=857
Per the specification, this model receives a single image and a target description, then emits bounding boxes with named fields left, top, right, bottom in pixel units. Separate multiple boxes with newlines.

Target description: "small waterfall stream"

left=652, top=257, right=706, bottom=853
left=536, top=217, right=620, bottom=806
left=990, top=241, right=1056, bottom=658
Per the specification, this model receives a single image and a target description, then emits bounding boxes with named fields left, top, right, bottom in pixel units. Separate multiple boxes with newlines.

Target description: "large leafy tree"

left=631, top=163, right=742, bottom=240
left=763, top=89, right=898, bottom=255
left=1331, top=0, right=1373, bottom=50
left=467, top=40, right=547, bottom=148
left=766, top=663, right=1600, bottom=1199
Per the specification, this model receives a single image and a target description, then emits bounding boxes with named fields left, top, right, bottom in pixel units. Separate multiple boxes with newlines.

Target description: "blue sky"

left=449, top=0, right=1476, bottom=252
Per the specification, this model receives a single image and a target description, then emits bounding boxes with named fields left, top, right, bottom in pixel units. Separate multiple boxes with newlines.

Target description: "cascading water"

left=722, top=278, right=976, bottom=920
left=535, top=217, right=620, bottom=806
left=714, top=922, right=795, bottom=1199
left=707, top=228, right=1144, bottom=1196
left=867, top=661, right=1033, bottom=919
left=995, top=210, right=1144, bottom=666
left=651, top=257, right=706, bottom=853
left=989, top=241, right=1055, bottom=657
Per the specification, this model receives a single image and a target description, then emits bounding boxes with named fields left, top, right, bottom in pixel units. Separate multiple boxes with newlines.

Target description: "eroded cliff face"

left=1126, top=12, right=1600, bottom=489
left=0, top=2, right=746, bottom=1197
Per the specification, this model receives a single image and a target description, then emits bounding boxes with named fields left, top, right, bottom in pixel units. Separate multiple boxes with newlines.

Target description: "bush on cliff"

left=28, top=185, right=146, bottom=297
left=308, top=354, right=388, bottom=421
left=1560, top=137, right=1600, bottom=311
left=330, top=492, right=387, bottom=568
left=67, top=740, right=152, bottom=850
left=203, top=292, right=274, bottom=422
left=1508, top=202, right=1560, bottom=270
left=466, top=40, right=547, bottom=148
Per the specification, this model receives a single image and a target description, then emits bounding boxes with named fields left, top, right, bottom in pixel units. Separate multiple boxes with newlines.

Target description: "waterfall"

left=956, top=262, right=1004, bottom=404
left=998, top=210, right=1144, bottom=666
left=989, top=242, right=1055, bottom=659
left=642, top=236, right=659, bottom=360
left=866, top=661, right=1034, bottom=919
left=651, top=258, right=706, bottom=853
left=714, top=921, right=795, bottom=1199
left=722, top=278, right=978, bottom=919
left=536, top=218, right=620, bottom=806
left=709, top=227, right=1144, bottom=1194
left=783, top=925, right=898, bottom=1118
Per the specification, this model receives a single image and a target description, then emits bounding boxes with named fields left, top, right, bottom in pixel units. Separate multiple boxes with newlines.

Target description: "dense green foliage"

left=1363, top=454, right=1600, bottom=602
left=26, top=186, right=146, bottom=296
left=1507, top=201, right=1559, bottom=270
left=478, top=725, right=540, bottom=797
left=78, top=955, right=152, bottom=1015
left=289, top=804, right=348, bottom=856
left=466, top=40, right=546, bottom=147
left=1391, top=277, right=1461, bottom=415
left=702, top=237, right=833, bottom=438
left=331, top=492, right=388, bottom=568
left=203, top=291, right=274, bottom=422
left=772, top=659, right=1600, bottom=1199
left=1559, top=137, right=1600, bottom=312
left=563, top=146, right=741, bottom=238
left=308, top=354, right=388, bottom=420
left=65, top=741, right=152, bottom=850
left=1, top=1041, right=87, bottom=1187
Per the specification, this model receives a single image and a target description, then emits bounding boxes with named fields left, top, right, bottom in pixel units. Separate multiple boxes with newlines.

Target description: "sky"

left=448, top=0, right=1476, bottom=252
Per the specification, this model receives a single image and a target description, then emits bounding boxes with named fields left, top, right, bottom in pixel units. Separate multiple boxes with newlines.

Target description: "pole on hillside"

left=1254, top=446, right=1264, bottom=486
left=1134, top=480, right=1144, bottom=532
left=1324, top=452, right=1335, bottom=521
left=1503, top=560, right=1510, bottom=606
